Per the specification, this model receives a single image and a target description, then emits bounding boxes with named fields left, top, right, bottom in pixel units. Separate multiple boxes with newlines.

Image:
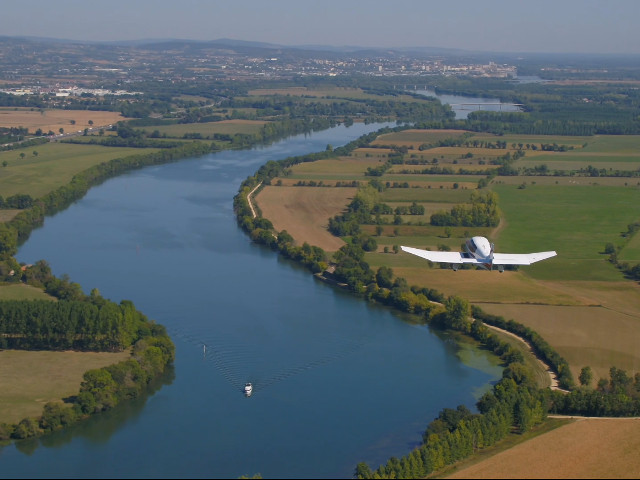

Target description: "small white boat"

left=244, top=382, right=253, bottom=396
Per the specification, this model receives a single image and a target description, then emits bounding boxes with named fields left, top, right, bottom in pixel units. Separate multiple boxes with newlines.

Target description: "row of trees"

left=0, top=194, right=34, bottom=209
left=430, top=191, right=501, bottom=227
left=220, top=94, right=454, bottom=124
left=0, top=297, right=150, bottom=351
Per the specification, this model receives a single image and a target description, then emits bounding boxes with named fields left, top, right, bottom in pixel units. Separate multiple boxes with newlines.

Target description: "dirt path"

left=484, top=323, right=564, bottom=391
left=247, top=182, right=262, bottom=218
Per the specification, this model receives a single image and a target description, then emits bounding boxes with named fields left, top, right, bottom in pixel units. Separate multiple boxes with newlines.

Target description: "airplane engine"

left=498, top=265, right=505, bottom=273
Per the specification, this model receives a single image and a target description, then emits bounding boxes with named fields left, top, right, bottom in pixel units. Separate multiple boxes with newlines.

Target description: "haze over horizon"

left=1, top=0, right=638, bottom=56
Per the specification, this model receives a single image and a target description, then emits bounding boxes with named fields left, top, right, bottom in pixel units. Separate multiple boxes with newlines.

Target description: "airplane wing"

left=400, top=246, right=480, bottom=264
left=491, top=251, right=557, bottom=265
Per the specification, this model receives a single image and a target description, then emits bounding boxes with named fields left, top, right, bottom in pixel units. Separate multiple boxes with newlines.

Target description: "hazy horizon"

left=1, top=0, right=638, bottom=55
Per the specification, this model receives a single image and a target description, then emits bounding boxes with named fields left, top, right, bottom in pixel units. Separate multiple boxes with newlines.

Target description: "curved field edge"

left=440, top=418, right=640, bottom=479
left=0, top=350, right=131, bottom=424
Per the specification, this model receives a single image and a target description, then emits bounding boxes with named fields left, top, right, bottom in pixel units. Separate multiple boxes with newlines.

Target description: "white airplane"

left=401, top=236, right=556, bottom=273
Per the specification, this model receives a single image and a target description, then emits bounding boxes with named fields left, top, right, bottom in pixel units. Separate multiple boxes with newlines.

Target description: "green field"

left=493, top=183, right=640, bottom=281
left=0, top=283, right=55, bottom=300
left=0, top=143, right=160, bottom=198
left=0, top=350, right=130, bottom=423
left=143, top=120, right=267, bottom=138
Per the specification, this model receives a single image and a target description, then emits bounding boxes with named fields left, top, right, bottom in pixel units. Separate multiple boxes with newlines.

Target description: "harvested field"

left=0, top=349, right=131, bottom=424
left=0, top=108, right=126, bottom=134
left=443, top=418, right=640, bottom=479
left=255, top=186, right=355, bottom=252
left=479, top=300, right=640, bottom=382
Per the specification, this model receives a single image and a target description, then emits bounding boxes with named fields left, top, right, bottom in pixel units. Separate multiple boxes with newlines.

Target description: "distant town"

left=0, top=37, right=520, bottom=93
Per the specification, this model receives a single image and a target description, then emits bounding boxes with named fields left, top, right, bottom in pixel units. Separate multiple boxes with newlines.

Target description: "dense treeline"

left=220, top=94, right=454, bottom=124
left=0, top=298, right=149, bottom=351
left=61, top=136, right=185, bottom=149
left=0, top=194, right=33, bottom=209
left=430, top=191, right=501, bottom=227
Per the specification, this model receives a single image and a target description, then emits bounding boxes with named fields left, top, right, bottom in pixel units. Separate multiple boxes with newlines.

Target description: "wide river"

left=7, top=122, right=502, bottom=478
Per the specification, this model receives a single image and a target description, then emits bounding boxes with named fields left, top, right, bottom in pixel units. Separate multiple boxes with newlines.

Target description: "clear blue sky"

left=2, top=0, right=638, bottom=55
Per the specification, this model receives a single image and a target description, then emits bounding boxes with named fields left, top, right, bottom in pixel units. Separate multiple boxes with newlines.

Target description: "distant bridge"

left=448, top=103, right=524, bottom=111
left=448, top=103, right=524, bottom=106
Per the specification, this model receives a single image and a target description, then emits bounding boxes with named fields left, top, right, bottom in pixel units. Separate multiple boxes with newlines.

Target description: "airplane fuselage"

left=464, top=236, right=496, bottom=270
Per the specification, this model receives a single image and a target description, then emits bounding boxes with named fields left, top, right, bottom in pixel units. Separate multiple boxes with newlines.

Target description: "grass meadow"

left=0, top=283, right=55, bottom=300
left=0, top=350, right=131, bottom=424
left=0, top=143, right=159, bottom=198
left=143, top=119, right=267, bottom=138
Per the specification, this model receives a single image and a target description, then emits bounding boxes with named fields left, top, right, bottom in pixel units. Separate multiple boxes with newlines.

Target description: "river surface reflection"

left=7, top=123, right=502, bottom=478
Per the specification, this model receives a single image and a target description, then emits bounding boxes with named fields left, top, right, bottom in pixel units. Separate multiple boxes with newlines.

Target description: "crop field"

left=478, top=303, right=640, bottom=382
left=442, top=418, right=640, bottom=479
left=0, top=108, right=126, bottom=134
left=0, top=349, right=131, bottom=424
left=258, top=129, right=640, bottom=380
left=0, top=142, right=160, bottom=198
left=255, top=186, right=355, bottom=251
left=144, top=119, right=267, bottom=138
left=286, top=156, right=381, bottom=176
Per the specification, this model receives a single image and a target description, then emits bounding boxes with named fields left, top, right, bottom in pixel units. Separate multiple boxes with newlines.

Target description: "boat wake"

left=169, top=327, right=374, bottom=395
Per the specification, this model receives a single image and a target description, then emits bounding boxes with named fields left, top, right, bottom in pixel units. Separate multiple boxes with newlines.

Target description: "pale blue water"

left=6, top=123, right=502, bottom=478
left=414, top=89, right=523, bottom=118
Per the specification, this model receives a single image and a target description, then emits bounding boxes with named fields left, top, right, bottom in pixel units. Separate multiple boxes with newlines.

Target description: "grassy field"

left=0, top=349, right=131, bottom=424
left=0, top=108, right=125, bottom=134
left=0, top=283, right=56, bottom=300
left=142, top=119, right=267, bottom=138
left=0, top=143, right=160, bottom=198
